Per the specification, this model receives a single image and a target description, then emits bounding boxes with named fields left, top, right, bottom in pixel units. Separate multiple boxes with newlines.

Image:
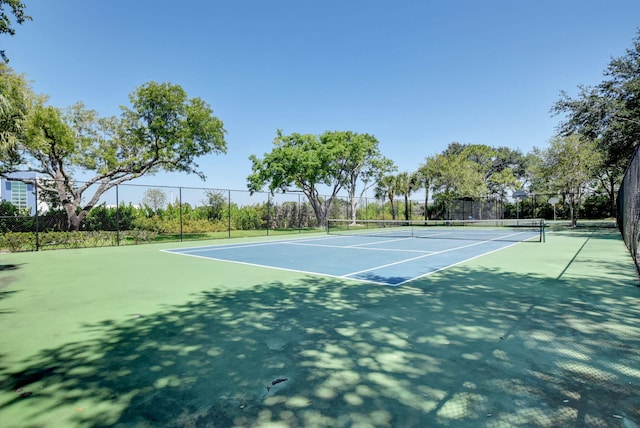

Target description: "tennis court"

left=1, top=225, right=639, bottom=427
left=164, top=220, right=544, bottom=285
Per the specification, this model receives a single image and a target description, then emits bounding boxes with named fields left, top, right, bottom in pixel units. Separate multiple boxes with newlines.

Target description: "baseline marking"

left=164, top=233, right=528, bottom=286
left=164, top=249, right=392, bottom=286
left=342, top=238, right=514, bottom=281
left=394, top=241, right=521, bottom=286
left=163, top=234, right=346, bottom=254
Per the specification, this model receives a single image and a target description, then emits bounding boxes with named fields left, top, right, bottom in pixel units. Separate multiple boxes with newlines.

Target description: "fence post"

left=267, top=193, right=271, bottom=236
left=116, top=184, right=120, bottom=246
left=298, top=193, right=302, bottom=233
left=228, top=190, right=231, bottom=239
left=179, top=187, right=183, bottom=242
left=324, top=198, right=328, bottom=231
left=34, top=182, right=39, bottom=251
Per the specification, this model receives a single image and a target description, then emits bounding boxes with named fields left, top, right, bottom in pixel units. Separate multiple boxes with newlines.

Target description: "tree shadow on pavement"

left=0, top=263, right=21, bottom=315
left=1, top=249, right=639, bottom=427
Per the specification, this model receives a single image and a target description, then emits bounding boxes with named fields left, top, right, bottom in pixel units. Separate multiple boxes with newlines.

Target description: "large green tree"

left=442, top=143, right=524, bottom=197
left=1, top=0, right=31, bottom=62
left=0, top=63, right=31, bottom=158
left=553, top=30, right=640, bottom=216
left=531, top=134, right=602, bottom=227
left=248, top=131, right=338, bottom=227
left=247, top=130, right=389, bottom=227
left=3, top=80, right=227, bottom=230
left=430, top=151, right=486, bottom=218
left=324, top=131, right=394, bottom=224
left=431, top=151, right=487, bottom=199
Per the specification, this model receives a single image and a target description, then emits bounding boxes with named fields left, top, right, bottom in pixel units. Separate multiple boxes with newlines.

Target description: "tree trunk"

left=57, top=181, right=103, bottom=231
left=608, top=175, right=617, bottom=218
left=569, top=193, right=577, bottom=227
left=389, top=195, right=396, bottom=220
left=404, top=194, right=410, bottom=220
left=55, top=178, right=83, bottom=231
left=63, top=204, right=90, bottom=231
left=307, top=197, right=325, bottom=228
left=424, top=187, right=429, bottom=221
left=349, top=191, right=358, bottom=225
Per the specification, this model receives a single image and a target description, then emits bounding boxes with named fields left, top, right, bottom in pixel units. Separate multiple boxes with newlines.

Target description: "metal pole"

left=324, top=198, right=328, bottom=232
left=34, top=181, right=39, bottom=251
left=365, top=196, right=368, bottom=221
left=179, top=187, right=183, bottom=242
left=298, top=193, right=301, bottom=233
left=228, top=190, right=231, bottom=239
left=267, top=193, right=271, bottom=236
left=116, top=185, right=120, bottom=246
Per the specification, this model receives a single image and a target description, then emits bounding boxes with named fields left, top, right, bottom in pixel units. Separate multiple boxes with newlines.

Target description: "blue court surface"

left=163, top=233, right=534, bottom=285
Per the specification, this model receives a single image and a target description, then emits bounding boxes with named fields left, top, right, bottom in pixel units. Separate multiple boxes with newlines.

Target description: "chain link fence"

left=618, top=144, right=640, bottom=272
left=0, top=181, right=324, bottom=251
left=0, top=178, right=603, bottom=252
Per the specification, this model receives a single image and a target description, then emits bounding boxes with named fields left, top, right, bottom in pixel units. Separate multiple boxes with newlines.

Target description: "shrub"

left=580, top=194, right=611, bottom=219
left=0, top=232, right=35, bottom=252
left=122, top=229, right=158, bottom=244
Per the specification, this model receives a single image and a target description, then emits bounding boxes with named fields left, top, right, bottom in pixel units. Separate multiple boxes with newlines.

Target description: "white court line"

left=163, top=231, right=534, bottom=286
left=415, top=230, right=535, bottom=240
left=162, top=234, right=347, bottom=254
left=346, top=236, right=418, bottom=248
left=164, top=250, right=392, bottom=286
left=342, top=238, right=513, bottom=280
left=393, top=241, right=522, bottom=286
left=284, top=240, right=433, bottom=254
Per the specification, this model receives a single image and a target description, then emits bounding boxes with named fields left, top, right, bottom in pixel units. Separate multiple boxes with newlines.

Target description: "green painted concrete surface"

left=0, top=228, right=638, bottom=427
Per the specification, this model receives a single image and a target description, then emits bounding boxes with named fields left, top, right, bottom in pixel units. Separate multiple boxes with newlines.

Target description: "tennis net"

left=327, top=219, right=546, bottom=243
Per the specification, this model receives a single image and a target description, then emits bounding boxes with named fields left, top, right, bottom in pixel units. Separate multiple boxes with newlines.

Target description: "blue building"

left=1, top=172, right=38, bottom=213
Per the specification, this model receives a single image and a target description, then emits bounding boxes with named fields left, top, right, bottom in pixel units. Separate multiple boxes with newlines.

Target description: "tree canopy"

left=394, top=171, right=420, bottom=220
left=3, top=25, right=639, bottom=235
left=0, top=63, right=30, bottom=158
left=553, top=30, right=640, bottom=216
left=441, top=143, right=525, bottom=197
left=247, top=130, right=391, bottom=227
left=374, top=174, right=400, bottom=220
left=429, top=150, right=486, bottom=202
left=0, top=0, right=31, bottom=62
left=531, top=134, right=602, bottom=226
left=326, top=131, right=395, bottom=224
left=141, top=188, right=168, bottom=214
left=0, top=73, right=227, bottom=230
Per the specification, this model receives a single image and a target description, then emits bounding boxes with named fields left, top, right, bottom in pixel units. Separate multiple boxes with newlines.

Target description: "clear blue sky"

left=5, top=0, right=640, bottom=194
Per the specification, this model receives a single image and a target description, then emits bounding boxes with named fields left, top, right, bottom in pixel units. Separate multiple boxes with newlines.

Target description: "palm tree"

left=395, top=172, right=420, bottom=220
left=417, top=156, right=437, bottom=220
left=375, top=174, right=398, bottom=220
